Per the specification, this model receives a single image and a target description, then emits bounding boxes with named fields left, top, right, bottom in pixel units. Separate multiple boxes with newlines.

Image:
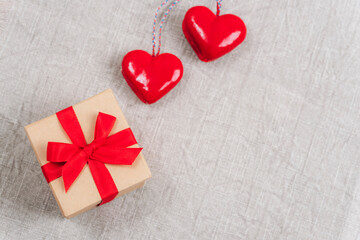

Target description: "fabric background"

left=1, top=0, right=360, bottom=239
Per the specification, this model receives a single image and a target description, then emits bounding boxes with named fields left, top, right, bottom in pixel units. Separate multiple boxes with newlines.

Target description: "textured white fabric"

left=1, top=0, right=360, bottom=239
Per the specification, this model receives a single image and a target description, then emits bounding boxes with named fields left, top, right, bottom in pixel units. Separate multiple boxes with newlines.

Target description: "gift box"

left=24, top=89, right=151, bottom=218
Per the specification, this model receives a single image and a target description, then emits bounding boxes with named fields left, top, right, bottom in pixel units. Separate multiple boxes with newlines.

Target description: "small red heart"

left=182, top=6, right=247, bottom=62
left=121, top=50, right=183, bottom=104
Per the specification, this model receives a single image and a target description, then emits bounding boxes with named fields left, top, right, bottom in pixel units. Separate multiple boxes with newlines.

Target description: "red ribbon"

left=41, top=107, right=142, bottom=205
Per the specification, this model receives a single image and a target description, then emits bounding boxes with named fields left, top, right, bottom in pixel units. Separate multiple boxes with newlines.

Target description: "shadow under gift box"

left=24, top=89, right=151, bottom=218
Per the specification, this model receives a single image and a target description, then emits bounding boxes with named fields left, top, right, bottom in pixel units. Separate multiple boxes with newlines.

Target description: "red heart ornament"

left=121, top=50, right=183, bottom=104
left=182, top=6, right=247, bottom=62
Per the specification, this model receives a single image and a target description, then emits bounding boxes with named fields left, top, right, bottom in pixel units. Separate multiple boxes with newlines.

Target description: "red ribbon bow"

left=41, top=107, right=142, bottom=205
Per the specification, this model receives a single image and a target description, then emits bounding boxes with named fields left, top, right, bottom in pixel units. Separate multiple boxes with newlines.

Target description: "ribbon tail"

left=88, top=160, right=118, bottom=205
left=62, top=152, right=88, bottom=192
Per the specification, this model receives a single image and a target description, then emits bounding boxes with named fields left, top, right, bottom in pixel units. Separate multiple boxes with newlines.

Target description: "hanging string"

left=152, top=0, right=169, bottom=56
left=216, top=0, right=223, bottom=16
left=152, top=0, right=181, bottom=56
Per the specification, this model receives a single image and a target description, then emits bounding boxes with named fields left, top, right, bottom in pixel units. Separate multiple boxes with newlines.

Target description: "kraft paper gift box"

left=24, top=89, right=151, bottom=218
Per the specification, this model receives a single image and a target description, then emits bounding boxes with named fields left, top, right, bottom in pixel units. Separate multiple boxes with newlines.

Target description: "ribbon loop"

left=102, top=128, right=138, bottom=148
left=41, top=162, right=65, bottom=183
left=92, top=147, right=142, bottom=165
left=56, top=107, right=87, bottom=147
left=94, top=112, right=116, bottom=140
left=47, top=142, right=81, bottom=162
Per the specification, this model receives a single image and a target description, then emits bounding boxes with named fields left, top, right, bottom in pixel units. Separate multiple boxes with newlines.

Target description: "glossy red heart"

left=182, top=6, right=247, bottom=62
left=121, top=50, right=183, bottom=104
